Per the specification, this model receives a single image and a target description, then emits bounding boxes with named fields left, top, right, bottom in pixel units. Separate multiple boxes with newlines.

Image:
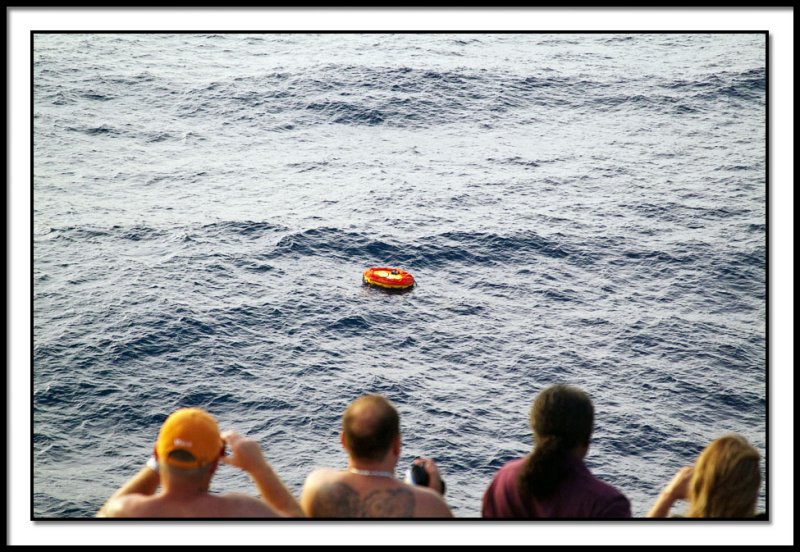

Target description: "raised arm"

left=414, top=457, right=446, bottom=496
left=96, top=459, right=160, bottom=517
left=413, top=458, right=453, bottom=518
left=647, top=465, right=694, bottom=518
left=221, top=430, right=305, bottom=517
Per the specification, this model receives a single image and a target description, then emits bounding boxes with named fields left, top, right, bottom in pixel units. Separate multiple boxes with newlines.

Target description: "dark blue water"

left=33, top=33, right=766, bottom=519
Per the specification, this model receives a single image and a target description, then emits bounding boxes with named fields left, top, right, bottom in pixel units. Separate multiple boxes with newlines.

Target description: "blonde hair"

left=687, top=434, right=761, bottom=518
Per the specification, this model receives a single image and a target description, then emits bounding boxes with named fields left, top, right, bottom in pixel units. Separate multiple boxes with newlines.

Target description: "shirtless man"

left=300, top=394, right=452, bottom=518
left=96, top=407, right=304, bottom=518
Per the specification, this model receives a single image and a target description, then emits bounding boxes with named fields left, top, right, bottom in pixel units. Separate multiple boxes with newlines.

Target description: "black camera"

left=405, top=462, right=446, bottom=495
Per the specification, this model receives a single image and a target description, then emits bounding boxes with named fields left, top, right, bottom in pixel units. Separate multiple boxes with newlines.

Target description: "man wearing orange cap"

left=97, top=407, right=304, bottom=517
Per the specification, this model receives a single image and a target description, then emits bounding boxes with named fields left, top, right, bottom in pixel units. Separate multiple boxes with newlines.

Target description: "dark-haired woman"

left=481, top=384, right=631, bottom=518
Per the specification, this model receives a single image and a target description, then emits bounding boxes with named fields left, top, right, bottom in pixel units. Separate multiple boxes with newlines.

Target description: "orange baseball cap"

left=156, top=408, right=224, bottom=468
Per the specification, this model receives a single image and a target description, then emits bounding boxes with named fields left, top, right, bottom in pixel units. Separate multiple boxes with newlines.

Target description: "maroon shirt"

left=482, top=455, right=632, bottom=518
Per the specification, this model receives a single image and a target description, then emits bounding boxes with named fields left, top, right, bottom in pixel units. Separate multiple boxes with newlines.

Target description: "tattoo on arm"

left=310, top=482, right=415, bottom=518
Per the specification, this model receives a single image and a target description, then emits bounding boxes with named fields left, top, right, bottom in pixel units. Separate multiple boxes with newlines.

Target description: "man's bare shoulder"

left=300, top=468, right=345, bottom=508
left=301, top=467, right=346, bottom=495
left=216, top=492, right=282, bottom=518
left=410, top=485, right=453, bottom=518
left=304, top=467, right=343, bottom=483
left=97, top=493, right=162, bottom=518
left=98, top=492, right=280, bottom=519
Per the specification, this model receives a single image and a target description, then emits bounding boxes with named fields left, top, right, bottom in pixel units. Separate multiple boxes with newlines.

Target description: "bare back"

left=300, top=468, right=452, bottom=518
left=103, top=491, right=282, bottom=518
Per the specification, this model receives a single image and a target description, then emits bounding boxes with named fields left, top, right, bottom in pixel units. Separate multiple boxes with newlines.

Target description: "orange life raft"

left=363, top=267, right=416, bottom=290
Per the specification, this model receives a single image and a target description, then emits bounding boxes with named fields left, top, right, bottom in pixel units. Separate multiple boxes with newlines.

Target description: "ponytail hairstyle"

left=686, top=434, right=761, bottom=518
left=518, top=384, right=594, bottom=498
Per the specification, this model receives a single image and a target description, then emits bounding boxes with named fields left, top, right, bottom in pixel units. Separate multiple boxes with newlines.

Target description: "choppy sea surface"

left=33, top=33, right=766, bottom=519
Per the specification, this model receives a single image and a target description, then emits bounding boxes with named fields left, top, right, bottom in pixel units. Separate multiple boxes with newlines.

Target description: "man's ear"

left=392, top=434, right=401, bottom=456
left=340, top=432, right=347, bottom=451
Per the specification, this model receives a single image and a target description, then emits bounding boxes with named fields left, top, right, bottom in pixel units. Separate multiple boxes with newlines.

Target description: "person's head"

left=155, top=408, right=224, bottom=482
left=687, top=434, right=761, bottom=518
left=530, top=384, right=594, bottom=452
left=341, top=394, right=401, bottom=463
left=519, top=384, right=595, bottom=498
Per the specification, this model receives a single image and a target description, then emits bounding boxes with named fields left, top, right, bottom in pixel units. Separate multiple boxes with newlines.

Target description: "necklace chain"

left=348, top=467, right=395, bottom=478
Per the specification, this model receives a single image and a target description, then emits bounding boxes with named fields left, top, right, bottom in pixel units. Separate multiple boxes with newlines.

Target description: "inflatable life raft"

left=363, top=267, right=415, bottom=290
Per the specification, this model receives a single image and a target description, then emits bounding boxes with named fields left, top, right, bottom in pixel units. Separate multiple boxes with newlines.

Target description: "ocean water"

left=33, top=32, right=766, bottom=519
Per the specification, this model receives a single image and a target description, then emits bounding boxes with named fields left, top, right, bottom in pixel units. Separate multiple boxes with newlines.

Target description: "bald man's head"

left=341, top=394, right=400, bottom=461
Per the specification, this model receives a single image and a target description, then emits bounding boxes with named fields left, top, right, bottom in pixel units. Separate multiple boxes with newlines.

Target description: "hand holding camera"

left=404, top=457, right=446, bottom=495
